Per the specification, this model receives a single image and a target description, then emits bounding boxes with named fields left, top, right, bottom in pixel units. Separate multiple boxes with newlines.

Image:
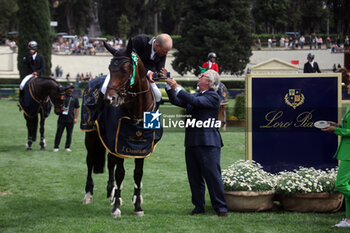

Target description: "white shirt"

left=32, top=52, right=37, bottom=60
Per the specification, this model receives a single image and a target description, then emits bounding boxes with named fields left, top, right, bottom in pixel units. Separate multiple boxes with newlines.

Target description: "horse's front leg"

left=133, top=158, right=144, bottom=216
left=39, top=114, right=46, bottom=150
left=110, top=155, right=125, bottom=218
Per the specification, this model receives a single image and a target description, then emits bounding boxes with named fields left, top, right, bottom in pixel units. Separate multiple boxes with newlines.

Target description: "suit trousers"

left=185, top=146, right=227, bottom=213
left=54, top=122, right=74, bottom=149
left=336, top=160, right=350, bottom=218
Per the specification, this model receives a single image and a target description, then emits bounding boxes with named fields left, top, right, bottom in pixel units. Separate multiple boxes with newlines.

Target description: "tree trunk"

left=153, top=12, right=158, bottom=35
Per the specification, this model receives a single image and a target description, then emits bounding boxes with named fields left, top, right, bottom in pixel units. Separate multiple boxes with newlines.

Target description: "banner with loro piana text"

left=246, top=74, right=342, bottom=173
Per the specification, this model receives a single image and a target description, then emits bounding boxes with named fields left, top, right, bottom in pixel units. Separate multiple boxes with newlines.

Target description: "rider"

left=132, top=34, right=173, bottom=104
left=202, top=52, right=219, bottom=73
left=20, top=41, right=46, bottom=98
left=23, top=41, right=45, bottom=77
left=303, top=53, right=321, bottom=73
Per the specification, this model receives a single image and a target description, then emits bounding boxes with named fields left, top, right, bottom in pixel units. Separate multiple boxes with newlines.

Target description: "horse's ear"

left=103, top=41, right=117, bottom=56
left=126, top=38, right=133, bottom=56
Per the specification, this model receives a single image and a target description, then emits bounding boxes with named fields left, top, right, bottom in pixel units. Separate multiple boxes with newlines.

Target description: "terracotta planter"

left=224, top=190, right=275, bottom=212
left=278, top=192, right=344, bottom=213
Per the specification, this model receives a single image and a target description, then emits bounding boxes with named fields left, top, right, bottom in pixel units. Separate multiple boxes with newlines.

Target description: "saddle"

left=80, top=75, right=162, bottom=158
left=18, top=76, right=52, bottom=118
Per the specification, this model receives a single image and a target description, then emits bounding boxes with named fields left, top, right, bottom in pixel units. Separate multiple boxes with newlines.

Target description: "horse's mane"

left=37, top=76, right=60, bottom=85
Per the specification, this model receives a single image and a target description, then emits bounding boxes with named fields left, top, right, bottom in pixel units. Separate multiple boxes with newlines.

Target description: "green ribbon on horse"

left=130, top=52, right=138, bottom=86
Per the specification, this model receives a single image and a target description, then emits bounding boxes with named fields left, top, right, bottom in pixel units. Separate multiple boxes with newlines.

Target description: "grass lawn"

left=0, top=99, right=347, bottom=233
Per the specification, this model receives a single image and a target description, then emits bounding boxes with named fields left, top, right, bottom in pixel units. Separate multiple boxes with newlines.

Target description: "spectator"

left=280, top=37, right=285, bottom=47
left=318, top=37, right=323, bottom=49
left=268, top=38, right=272, bottom=49
left=299, top=35, right=305, bottom=49
left=326, top=36, right=332, bottom=49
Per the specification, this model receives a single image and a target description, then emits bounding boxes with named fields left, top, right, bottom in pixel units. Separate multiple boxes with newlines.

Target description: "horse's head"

left=104, top=39, right=145, bottom=107
left=49, top=83, right=66, bottom=115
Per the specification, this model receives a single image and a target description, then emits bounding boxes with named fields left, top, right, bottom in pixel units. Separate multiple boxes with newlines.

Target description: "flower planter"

left=224, top=190, right=275, bottom=212
left=278, top=192, right=344, bottom=213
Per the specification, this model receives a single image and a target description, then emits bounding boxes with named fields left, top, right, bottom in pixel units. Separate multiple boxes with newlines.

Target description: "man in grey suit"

left=165, top=69, right=228, bottom=217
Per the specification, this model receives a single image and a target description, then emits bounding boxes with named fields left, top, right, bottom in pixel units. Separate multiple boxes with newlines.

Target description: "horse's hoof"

left=111, top=208, right=121, bottom=218
left=26, top=147, right=32, bottom=151
left=82, top=192, right=93, bottom=205
left=134, top=210, right=144, bottom=216
left=40, top=147, right=46, bottom=151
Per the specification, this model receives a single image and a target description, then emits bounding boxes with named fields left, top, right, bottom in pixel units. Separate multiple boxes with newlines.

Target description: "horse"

left=18, top=76, right=65, bottom=150
left=82, top=40, right=160, bottom=218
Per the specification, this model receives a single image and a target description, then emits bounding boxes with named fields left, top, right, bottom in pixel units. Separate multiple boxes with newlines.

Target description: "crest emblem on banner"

left=284, top=89, right=305, bottom=109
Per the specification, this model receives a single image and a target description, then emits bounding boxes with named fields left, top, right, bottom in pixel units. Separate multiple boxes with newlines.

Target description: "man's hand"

left=165, top=78, right=178, bottom=89
left=74, top=118, right=78, bottom=124
left=160, top=68, right=168, bottom=78
left=33, top=72, right=38, bottom=77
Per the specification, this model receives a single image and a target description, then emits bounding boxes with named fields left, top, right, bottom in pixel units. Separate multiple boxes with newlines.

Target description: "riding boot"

left=111, top=184, right=122, bottom=218
left=132, top=183, right=144, bottom=216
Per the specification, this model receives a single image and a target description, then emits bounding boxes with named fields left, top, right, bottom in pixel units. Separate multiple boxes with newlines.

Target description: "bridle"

left=106, top=54, right=150, bottom=98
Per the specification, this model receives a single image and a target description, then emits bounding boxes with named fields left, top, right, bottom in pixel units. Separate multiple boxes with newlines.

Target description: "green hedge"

left=233, top=93, right=245, bottom=119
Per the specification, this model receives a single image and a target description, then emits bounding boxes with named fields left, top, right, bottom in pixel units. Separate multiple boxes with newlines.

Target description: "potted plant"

left=276, top=167, right=343, bottom=212
left=222, top=160, right=276, bottom=212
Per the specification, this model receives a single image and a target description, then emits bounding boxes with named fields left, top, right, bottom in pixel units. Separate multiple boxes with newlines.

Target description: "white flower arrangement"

left=275, top=167, right=338, bottom=195
left=222, top=160, right=276, bottom=192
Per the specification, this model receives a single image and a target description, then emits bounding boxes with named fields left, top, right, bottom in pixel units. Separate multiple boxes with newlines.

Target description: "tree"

left=326, top=0, right=350, bottom=35
left=17, top=0, right=51, bottom=78
left=52, top=0, right=93, bottom=35
left=98, top=0, right=164, bottom=36
left=117, top=14, right=131, bottom=41
left=0, top=0, right=18, bottom=36
left=172, top=0, right=253, bottom=76
left=252, top=0, right=288, bottom=34
left=160, top=0, right=185, bottom=34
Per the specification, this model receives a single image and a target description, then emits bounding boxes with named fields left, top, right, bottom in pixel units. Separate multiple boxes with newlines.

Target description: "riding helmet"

left=307, top=53, right=315, bottom=59
left=208, top=52, right=217, bottom=59
left=28, top=41, right=38, bottom=50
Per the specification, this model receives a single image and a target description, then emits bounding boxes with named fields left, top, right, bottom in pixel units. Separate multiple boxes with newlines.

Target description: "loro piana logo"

left=284, top=89, right=305, bottom=109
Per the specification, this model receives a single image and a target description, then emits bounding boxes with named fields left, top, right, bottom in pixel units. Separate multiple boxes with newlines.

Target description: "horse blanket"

left=80, top=75, right=162, bottom=158
left=18, top=76, right=52, bottom=118
left=217, top=82, right=229, bottom=105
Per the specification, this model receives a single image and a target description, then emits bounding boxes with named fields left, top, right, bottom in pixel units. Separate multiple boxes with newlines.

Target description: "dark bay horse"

left=18, top=76, right=65, bottom=150
left=82, top=40, right=159, bottom=218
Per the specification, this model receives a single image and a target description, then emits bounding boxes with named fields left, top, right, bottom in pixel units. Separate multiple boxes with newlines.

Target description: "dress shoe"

left=189, top=211, right=204, bottom=215
left=217, top=212, right=228, bottom=217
